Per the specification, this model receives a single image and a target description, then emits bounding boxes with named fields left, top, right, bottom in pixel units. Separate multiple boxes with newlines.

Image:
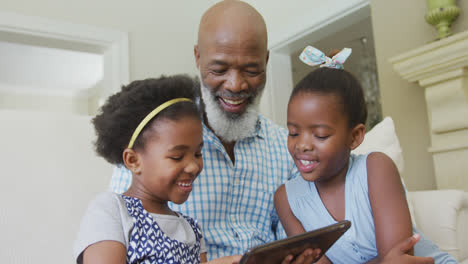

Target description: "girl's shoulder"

left=74, top=192, right=129, bottom=261
left=81, top=192, right=134, bottom=232
left=87, top=191, right=127, bottom=214
left=348, top=152, right=394, bottom=179
left=93, top=190, right=122, bottom=202
left=365, top=152, right=399, bottom=182
left=347, top=152, right=397, bottom=176
left=366, top=152, right=395, bottom=166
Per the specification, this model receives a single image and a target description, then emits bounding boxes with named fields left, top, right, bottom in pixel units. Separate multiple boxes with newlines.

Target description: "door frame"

left=0, top=11, right=129, bottom=105
left=260, top=0, right=370, bottom=127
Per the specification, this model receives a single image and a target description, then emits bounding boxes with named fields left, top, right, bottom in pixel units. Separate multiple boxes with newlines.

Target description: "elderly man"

left=112, top=1, right=300, bottom=261
left=112, top=1, right=449, bottom=263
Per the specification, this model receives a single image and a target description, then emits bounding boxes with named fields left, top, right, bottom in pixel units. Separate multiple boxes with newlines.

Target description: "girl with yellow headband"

left=73, top=75, right=230, bottom=264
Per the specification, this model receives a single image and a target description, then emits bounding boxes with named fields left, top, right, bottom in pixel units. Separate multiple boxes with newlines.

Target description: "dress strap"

left=285, top=175, right=311, bottom=198
left=181, top=213, right=203, bottom=242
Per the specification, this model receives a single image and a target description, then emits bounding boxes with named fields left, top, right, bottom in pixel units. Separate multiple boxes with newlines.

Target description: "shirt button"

left=234, top=178, right=240, bottom=185
left=231, top=214, right=236, bottom=222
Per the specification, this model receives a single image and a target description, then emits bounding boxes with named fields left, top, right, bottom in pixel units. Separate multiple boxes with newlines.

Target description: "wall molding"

left=0, top=11, right=129, bottom=99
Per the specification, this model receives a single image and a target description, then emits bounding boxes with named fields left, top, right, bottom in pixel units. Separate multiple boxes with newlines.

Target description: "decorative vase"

left=425, top=0, right=460, bottom=40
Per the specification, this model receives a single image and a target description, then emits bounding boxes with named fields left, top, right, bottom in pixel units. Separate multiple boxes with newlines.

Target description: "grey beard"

left=199, top=80, right=262, bottom=143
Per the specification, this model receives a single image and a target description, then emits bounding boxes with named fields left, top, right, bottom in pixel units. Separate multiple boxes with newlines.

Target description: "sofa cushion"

left=352, top=116, right=404, bottom=173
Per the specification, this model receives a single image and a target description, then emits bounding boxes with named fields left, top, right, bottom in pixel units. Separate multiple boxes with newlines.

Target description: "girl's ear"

left=349, top=123, right=366, bottom=150
left=123, top=148, right=142, bottom=175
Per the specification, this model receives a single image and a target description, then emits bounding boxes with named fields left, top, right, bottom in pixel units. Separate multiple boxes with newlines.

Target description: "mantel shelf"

left=390, top=31, right=468, bottom=85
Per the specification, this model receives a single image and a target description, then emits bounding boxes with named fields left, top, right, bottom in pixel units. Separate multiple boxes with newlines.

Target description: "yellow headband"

left=127, top=98, right=193, bottom=149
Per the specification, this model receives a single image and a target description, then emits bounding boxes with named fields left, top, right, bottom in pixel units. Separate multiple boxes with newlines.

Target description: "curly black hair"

left=92, top=75, right=201, bottom=165
left=290, top=67, right=367, bottom=128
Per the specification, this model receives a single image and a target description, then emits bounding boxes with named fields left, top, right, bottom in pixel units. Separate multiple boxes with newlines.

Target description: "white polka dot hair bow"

left=299, top=46, right=352, bottom=70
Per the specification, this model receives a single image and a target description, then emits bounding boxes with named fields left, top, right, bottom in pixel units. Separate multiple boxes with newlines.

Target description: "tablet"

left=239, top=220, right=351, bottom=264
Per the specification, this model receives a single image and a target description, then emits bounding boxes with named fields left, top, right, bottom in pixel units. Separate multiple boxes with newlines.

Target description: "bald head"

left=194, top=0, right=269, bottom=142
left=197, top=0, right=268, bottom=53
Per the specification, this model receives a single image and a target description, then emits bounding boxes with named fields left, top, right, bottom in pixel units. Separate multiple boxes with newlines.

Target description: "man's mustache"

left=215, top=90, right=254, bottom=99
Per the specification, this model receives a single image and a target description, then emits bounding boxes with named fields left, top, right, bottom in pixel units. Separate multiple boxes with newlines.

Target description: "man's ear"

left=265, top=50, right=270, bottom=65
left=194, top=45, right=200, bottom=69
left=123, top=148, right=142, bottom=175
left=349, top=124, right=366, bottom=150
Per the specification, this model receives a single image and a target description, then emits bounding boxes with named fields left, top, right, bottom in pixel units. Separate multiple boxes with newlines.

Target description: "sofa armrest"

left=407, top=189, right=468, bottom=261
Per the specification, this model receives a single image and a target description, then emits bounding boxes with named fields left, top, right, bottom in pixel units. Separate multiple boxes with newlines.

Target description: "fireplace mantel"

left=390, top=31, right=468, bottom=191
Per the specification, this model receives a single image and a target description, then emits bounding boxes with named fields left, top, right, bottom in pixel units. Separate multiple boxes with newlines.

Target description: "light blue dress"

left=285, top=153, right=457, bottom=264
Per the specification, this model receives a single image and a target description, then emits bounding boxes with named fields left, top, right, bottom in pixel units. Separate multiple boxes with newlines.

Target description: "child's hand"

left=281, top=248, right=321, bottom=264
left=381, top=234, right=434, bottom=264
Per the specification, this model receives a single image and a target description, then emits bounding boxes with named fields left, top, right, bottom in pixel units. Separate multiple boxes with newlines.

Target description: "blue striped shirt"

left=110, top=114, right=299, bottom=259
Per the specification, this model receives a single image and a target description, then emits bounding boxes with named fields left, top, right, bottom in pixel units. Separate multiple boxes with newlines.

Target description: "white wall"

left=0, top=91, right=103, bottom=115
left=0, top=110, right=113, bottom=263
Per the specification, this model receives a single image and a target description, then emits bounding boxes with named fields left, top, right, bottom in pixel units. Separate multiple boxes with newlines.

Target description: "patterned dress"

left=122, top=195, right=202, bottom=264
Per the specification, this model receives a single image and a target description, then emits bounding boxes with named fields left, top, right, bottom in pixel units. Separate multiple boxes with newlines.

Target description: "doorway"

left=261, top=1, right=382, bottom=130
left=0, top=11, right=129, bottom=115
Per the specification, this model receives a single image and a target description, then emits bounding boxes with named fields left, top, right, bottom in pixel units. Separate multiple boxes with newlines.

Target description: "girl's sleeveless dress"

left=285, top=153, right=457, bottom=264
left=285, top=153, right=377, bottom=264
left=122, top=195, right=202, bottom=264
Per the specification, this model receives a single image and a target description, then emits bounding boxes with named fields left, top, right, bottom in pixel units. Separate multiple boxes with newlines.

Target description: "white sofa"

left=353, top=117, right=468, bottom=263
left=408, top=190, right=468, bottom=263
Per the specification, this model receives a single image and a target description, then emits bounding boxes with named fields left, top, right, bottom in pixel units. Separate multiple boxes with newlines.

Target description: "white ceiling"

left=0, top=40, right=103, bottom=96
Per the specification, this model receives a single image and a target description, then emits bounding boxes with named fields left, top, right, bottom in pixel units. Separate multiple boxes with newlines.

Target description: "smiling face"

left=131, top=116, right=204, bottom=205
left=195, top=2, right=268, bottom=119
left=193, top=2, right=269, bottom=142
left=195, top=36, right=268, bottom=118
left=287, top=91, right=354, bottom=184
left=195, top=38, right=268, bottom=142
